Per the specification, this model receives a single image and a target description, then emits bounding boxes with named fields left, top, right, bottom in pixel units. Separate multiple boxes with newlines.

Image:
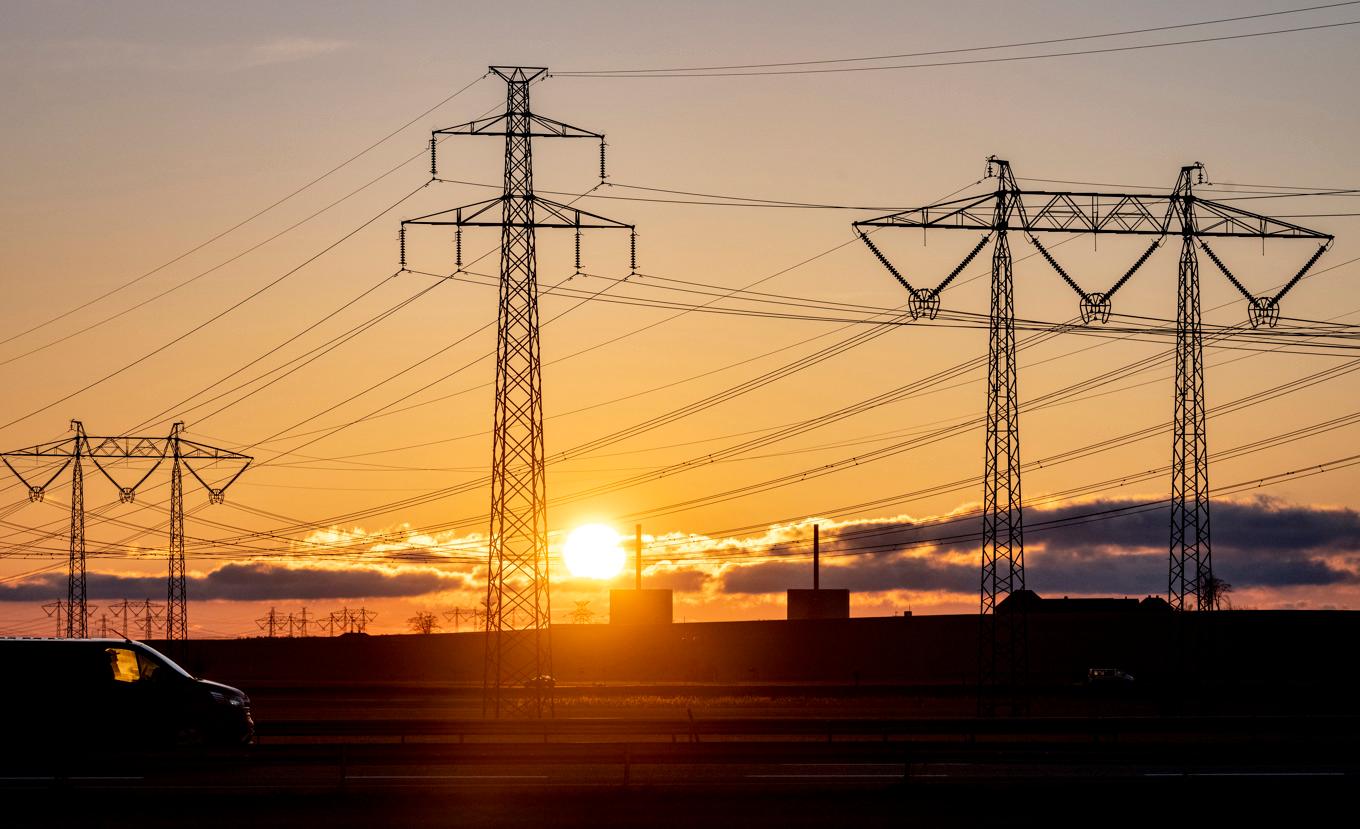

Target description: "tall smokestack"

left=813, top=524, right=820, bottom=591
left=636, top=524, right=643, bottom=591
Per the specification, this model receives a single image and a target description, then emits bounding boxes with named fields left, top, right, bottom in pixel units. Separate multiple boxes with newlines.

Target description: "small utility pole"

left=813, top=524, right=820, bottom=591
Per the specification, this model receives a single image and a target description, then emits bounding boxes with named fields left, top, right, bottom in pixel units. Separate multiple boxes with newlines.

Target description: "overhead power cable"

left=0, top=184, right=428, bottom=434
left=560, top=2, right=1359, bottom=74
left=0, top=75, right=483, bottom=353
left=555, top=19, right=1360, bottom=78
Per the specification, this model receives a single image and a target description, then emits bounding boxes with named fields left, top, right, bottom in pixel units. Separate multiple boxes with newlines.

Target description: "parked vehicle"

left=0, top=638, right=253, bottom=748
left=1086, top=667, right=1136, bottom=686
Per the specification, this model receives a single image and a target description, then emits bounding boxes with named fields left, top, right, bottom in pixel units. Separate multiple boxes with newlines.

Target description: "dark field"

left=6, top=612, right=1357, bottom=827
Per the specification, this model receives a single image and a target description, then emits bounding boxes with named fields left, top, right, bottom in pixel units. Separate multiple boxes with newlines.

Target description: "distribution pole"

left=403, top=66, right=636, bottom=717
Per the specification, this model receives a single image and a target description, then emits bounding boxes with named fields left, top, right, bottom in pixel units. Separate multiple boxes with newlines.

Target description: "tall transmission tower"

left=1, top=422, right=251, bottom=639
left=854, top=157, right=1332, bottom=704
left=402, top=66, right=636, bottom=717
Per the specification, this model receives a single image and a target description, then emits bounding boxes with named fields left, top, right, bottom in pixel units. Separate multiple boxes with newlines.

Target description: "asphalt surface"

left=3, top=732, right=1353, bottom=827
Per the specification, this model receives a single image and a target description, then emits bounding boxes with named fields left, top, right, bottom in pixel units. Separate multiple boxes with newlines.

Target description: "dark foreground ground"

left=8, top=613, right=1354, bottom=826
left=5, top=712, right=1354, bottom=827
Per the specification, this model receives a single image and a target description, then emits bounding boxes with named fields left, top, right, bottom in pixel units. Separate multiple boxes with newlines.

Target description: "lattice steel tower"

left=403, top=67, right=635, bottom=716
left=1, top=422, right=250, bottom=640
left=854, top=156, right=1331, bottom=704
left=1168, top=166, right=1212, bottom=612
left=168, top=422, right=188, bottom=640
left=979, top=160, right=1026, bottom=621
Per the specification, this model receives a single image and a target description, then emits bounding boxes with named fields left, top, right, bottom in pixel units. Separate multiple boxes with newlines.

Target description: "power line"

left=0, top=184, right=428, bottom=434
left=0, top=76, right=484, bottom=353
left=555, top=20, right=1360, bottom=78
left=560, top=3, right=1360, bottom=74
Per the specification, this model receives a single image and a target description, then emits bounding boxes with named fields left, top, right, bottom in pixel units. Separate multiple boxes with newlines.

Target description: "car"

left=524, top=674, right=556, bottom=689
left=1086, top=667, right=1136, bottom=686
left=0, top=637, right=254, bottom=749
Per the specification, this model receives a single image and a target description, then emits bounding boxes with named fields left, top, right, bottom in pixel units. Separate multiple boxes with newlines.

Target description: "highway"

left=4, top=715, right=1355, bottom=826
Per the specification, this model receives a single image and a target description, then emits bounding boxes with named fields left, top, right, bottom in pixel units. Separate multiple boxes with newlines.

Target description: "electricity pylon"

left=164, top=422, right=251, bottom=639
left=1, top=422, right=251, bottom=639
left=402, top=66, right=636, bottom=717
left=855, top=157, right=1332, bottom=706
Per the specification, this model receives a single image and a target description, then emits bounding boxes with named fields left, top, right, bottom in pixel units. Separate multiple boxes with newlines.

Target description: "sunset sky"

left=2, top=0, right=1359, bottom=637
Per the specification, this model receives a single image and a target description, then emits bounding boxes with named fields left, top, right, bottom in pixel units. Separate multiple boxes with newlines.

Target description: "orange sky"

left=2, top=1, right=1359, bottom=636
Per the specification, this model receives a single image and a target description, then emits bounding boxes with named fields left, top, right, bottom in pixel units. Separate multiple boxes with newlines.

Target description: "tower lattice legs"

left=167, top=424, right=188, bottom=641
left=484, top=69, right=552, bottom=717
left=67, top=428, right=86, bottom=639
left=980, top=225, right=1027, bottom=711
left=1170, top=233, right=1212, bottom=611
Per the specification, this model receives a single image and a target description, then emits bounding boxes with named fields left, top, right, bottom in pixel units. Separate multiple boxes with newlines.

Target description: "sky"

left=1, top=0, right=1359, bottom=637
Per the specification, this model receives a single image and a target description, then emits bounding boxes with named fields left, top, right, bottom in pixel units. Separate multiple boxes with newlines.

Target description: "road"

left=3, top=723, right=1354, bottom=827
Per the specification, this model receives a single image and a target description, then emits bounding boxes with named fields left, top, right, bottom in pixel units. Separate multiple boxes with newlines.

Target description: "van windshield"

left=135, top=644, right=194, bottom=680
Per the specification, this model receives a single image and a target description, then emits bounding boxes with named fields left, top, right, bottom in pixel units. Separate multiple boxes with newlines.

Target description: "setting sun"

left=562, top=524, right=626, bottom=579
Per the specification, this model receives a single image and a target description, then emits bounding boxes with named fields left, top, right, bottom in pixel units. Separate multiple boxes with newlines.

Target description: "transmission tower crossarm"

left=1187, top=196, right=1335, bottom=239
left=404, top=198, right=501, bottom=226
left=405, top=197, right=632, bottom=230
left=435, top=112, right=606, bottom=139
left=860, top=189, right=1334, bottom=239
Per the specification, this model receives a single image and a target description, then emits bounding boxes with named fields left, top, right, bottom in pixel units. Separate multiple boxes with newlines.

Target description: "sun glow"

left=562, top=524, right=626, bottom=579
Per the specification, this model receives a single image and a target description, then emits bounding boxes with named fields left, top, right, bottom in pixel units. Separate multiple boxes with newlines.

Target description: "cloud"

left=33, top=36, right=351, bottom=73
left=722, top=555, right=973, bottom=595
left=0, top=563, right=470, bottom=602
left=713, top=497, right=1360, bottom=598
left=640, top=566, right=710, bottom=592
left=239, top=38, right=351, bottom=69
left=5, top=497, right=1355, bottom=606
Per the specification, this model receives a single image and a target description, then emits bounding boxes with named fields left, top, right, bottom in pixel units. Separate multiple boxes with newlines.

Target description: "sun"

left=562, top=523, right=626, bottom=579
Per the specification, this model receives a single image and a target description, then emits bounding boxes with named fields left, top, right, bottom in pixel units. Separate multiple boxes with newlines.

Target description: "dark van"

left=0, top=638, right=253, bottom=748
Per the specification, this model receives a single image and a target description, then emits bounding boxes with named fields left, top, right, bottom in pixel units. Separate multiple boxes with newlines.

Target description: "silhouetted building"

left=610, top=589, right=673, bottom=624
left=786, top=589, right=850, bottom=620
left=785, top=524, right=851, bottom=620
left=997, top=590, right=1173, bottom=614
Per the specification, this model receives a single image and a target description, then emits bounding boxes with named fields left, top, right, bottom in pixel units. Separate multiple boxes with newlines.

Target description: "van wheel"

left=175, top=725, right=205, bottom=747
